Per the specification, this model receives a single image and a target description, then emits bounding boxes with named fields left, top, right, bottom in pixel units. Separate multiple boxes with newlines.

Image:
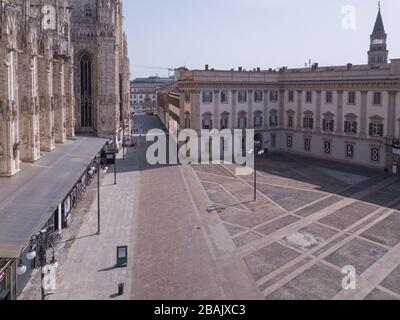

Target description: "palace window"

left=286, top=110, right=295, bottom=129
left=344, top=114, right=358, bottom=134
left=269, top=110, right=278, bottom=127
left=288, top=116, right=294, bottom=128
left=323, top=119, right=334, bottom=132
left=238, top=91, right=247, bottom=103
left=254, top=112, right=263, bottom=128
left=303, top=112, right=314, bottom=130
left=369, top=115, right=384, bottom=137
left=348, top=92, right=356, bottom=105
left=202, top=112, right=213, bottom=130
left=288, top=91, right=294, bottom=102
left=254, top=91, right=263, bottom=103
left=322, top=113, right=335, bottom=132
left=202, top=91, right=213, bottom=103
left=373, top=92, right=382, bottom=105
left=369, top=122, right=384, bottom=137
left=202, top=119, right=213, bottom=130
left=306, top=91, right=312, bottom=103
left=238, top=112, right=247, bottom=129
left=326, top=91, right=333, bottom=104
left=220, top=91, right=229, bottom=104
left=220, top=117, right=229, bottom=129
left=270, top=90, right=278, bottom=102
left=220, top=112, right=230, bottom=129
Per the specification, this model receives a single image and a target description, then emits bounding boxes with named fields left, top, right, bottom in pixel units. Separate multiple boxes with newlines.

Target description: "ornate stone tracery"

left=0, top=0, right=130, bottom=176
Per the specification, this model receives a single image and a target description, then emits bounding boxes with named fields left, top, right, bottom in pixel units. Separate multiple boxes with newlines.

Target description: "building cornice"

left=177, top=79, right=400, bottom=91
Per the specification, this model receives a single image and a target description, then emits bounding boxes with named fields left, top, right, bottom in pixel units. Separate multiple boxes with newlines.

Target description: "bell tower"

left=368, top=2, right=388, bottom=65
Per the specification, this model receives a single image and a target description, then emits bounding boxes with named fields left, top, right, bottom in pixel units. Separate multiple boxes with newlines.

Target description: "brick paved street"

left=20, top=115, right=400, bottom=300
left=20, top=141, right=140, bottom=300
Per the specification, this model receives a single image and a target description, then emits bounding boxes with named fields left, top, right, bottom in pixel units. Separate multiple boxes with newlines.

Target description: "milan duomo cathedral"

left=0, top=0, right=130, bottom=177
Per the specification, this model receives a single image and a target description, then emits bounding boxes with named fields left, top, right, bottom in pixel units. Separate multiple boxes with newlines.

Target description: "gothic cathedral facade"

left=70, top=0, right=130, bottom=139
left=0, top=0, right=130, bottom=177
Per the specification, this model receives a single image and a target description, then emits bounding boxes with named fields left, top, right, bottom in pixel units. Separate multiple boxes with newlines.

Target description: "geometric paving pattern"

left=193, top=153, right=400, bottom=300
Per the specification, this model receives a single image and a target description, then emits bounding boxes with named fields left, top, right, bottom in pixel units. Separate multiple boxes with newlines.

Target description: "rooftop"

left=177, top=60, right=400, bottom=84
left=0, top=136, right=107, bottom=259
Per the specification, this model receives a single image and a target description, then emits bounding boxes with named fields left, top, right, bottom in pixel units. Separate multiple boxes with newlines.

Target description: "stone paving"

left=18, top=115, right=400, bottom=300
left=191, top=153, right=400, bottom=300
left=19, top=147, right=139, bottom=300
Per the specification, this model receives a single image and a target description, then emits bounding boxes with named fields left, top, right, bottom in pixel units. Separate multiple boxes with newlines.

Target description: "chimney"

left=238, top=67, right=243, bottom=72
left=205, top=64, right=209, bottom=71
left=311, top=63, right=319, bottom=71
left=257, top=67, right=261, bottom=72
left=347, top=63, right=353, bottom=70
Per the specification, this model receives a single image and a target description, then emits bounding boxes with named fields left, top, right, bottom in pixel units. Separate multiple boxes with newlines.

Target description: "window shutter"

left=202, top=120, right=205, bottom=129
left=369, top=123, right=373, bottom=136
left=310, top=118, right=314, bottom=129
left=330, top=120, right=335, bottom=132
left=353, top=122, right=357, bottom=133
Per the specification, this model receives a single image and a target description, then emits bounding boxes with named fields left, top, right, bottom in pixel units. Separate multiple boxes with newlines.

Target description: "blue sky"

left=123, top=0, right=400, bottom=78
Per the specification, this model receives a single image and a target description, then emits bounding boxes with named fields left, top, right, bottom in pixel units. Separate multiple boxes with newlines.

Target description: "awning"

left=0, top=136, right=107, bottom=258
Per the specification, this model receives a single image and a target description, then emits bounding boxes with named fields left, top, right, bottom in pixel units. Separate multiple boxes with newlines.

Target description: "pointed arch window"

left=80, top=54, right=92, bottom=128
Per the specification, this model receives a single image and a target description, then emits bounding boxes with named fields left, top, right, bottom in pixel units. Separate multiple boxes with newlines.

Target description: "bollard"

left=118, top=283, right=125, bottom=296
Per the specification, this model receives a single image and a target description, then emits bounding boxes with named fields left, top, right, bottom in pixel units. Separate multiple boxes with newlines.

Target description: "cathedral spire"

left=368, top=3, right=388, bottom=65
left=372, top=2, right=385, bottom=35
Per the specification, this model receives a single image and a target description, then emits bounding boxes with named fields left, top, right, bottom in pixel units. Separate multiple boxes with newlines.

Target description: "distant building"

left=130, top=77, right=175, bottom=109
left=157, top=7, right=400, bottom=172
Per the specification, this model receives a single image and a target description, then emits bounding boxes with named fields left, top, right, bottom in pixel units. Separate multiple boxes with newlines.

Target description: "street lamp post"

left=122, top=122, right=126, bottom=160
left=114, top=149, right=117, bottom=185
left=17, top=228, right=59, bottom=301
left=251, top=141, right=264, bottom=201
left=89, top=155, right=108, bottom=235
